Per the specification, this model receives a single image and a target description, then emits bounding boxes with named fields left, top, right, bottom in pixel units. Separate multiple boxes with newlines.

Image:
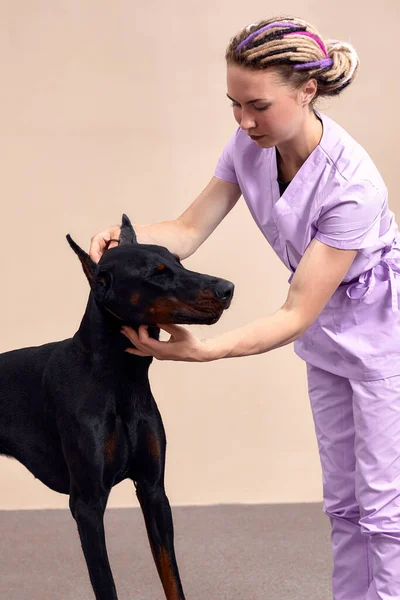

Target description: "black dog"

left=0, top=214, right=234, bottom=600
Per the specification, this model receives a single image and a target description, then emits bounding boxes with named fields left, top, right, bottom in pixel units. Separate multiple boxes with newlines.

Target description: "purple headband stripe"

left=293, top=58, right=334, bottom=70
left=236, top=21, right=299, bottom=52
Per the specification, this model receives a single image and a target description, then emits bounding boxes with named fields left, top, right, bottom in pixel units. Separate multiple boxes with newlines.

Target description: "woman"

left=90, top=17, right=400, bottom=600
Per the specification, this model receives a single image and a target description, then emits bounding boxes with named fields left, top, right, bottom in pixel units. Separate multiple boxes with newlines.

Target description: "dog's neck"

left=73, top=293, right=141, bottom=361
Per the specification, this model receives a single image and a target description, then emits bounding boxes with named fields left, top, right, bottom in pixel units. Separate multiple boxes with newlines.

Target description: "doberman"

left=0, top=214, right=234, bottom=600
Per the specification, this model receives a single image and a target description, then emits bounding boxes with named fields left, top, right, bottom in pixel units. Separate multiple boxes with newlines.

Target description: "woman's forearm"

left=205, top=307, right=305, bottom=360
left=134, top=219, right=198, bottom=259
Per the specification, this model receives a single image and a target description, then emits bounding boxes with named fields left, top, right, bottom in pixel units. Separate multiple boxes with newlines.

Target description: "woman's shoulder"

left=317, top=112, right=386, bottom=191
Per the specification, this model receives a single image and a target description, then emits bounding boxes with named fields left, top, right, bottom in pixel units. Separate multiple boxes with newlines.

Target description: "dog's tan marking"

left=104, top=430, right=117, bottom=464
left=159, top=546, right=180, bottom=599
left=147, top=297, right=184, bottom=322
left=156, top=263, right=166, bottom=271
left=147, top=431, right=160, bottom=460
left=149, top=294, right=220, bottom=322
left=130, top=292, right=141, bottom=305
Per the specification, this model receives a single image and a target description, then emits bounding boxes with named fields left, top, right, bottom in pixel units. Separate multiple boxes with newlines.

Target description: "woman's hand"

left=121, top=324, right=214, bottom=362
left=89, top=225, right=121, bottom=263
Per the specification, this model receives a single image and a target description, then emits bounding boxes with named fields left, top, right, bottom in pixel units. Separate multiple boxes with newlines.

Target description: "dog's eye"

left=152, top=265, right=171, bottom=277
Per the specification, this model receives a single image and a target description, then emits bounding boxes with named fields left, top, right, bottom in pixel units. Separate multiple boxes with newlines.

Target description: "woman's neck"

left=276, top=111, right=323, bottom=181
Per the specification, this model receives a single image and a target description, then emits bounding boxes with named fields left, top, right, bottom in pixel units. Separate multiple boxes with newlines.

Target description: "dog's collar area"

left=104, top=306, right=123, bottom=321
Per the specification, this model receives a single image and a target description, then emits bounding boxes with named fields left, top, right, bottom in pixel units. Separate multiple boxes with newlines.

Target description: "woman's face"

left=226, top=63, right=315, bottom=148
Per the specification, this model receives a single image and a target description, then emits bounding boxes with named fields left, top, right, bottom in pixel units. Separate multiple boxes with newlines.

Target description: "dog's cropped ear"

left=120, top=214, right=137, bottom=245
left=66, top=235, right=112, bottom=298
left=66, top=234, right=99, bottom=284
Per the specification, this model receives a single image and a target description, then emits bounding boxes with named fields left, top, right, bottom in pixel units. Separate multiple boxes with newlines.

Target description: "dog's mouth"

left=144, top=306, right=226, bottom=326
left=171, top=307, right=224, bottom=325
left=143, top=294, right=231, bottom=326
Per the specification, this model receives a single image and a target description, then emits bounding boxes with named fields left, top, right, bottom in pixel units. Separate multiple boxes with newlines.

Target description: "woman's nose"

left=239, top=111, right=256, bottom=131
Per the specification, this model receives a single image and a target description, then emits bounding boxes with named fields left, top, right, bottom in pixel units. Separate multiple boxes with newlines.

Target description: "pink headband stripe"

left=236, top=22, right=299, bottom=52
left=283, top=30, right=329, bottom=57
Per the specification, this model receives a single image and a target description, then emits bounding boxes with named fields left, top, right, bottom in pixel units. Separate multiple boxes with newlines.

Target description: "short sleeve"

left=213, top=129, right=239, bottom=185
left=315, top=180, right=385, bottom=250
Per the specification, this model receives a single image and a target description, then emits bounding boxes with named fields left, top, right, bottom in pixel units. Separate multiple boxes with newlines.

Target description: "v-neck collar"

left=270, top=110, right=326, bottom=206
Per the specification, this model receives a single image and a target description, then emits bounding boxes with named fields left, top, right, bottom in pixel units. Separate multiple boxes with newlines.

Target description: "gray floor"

left=0, top=503, right=333, bottom=599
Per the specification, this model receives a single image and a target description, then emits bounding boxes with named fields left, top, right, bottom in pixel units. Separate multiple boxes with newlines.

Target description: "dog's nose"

left=214, top=281, right=234, bottom=302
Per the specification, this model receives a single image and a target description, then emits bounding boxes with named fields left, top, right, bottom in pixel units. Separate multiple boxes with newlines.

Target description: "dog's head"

left=67, top=214, right=234, bottom=327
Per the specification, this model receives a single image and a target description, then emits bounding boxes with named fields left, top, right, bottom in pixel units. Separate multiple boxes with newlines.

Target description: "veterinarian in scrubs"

left=90, top=16, right=400, bottom=600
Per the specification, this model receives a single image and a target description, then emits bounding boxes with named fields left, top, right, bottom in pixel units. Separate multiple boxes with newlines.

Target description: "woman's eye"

left=230, top=102, right=269, bottom=112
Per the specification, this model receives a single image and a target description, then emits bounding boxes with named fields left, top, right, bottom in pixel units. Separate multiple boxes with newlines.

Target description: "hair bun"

left=320, top=40, right=360, bottom=95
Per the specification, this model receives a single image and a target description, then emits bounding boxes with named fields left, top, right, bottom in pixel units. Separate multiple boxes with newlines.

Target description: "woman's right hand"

left=89, top=224, right=121, bottom=263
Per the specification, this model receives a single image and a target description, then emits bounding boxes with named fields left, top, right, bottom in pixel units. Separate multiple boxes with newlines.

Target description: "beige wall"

left=0, top=1, right=398, bottom=509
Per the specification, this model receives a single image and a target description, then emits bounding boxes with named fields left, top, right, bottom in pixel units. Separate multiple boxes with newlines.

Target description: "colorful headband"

left=237, top=22, right=334, bottom=71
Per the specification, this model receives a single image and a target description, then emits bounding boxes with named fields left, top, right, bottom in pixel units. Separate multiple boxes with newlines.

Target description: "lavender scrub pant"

left=307, top=363, right=400, bottom=600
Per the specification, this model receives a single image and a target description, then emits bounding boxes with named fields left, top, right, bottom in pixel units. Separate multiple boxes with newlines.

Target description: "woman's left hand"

left=121, top=324, right=214, bottom=362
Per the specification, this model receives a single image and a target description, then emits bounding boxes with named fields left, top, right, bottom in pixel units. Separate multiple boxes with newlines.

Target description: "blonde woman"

left=90, top=17, right=400, bottom=599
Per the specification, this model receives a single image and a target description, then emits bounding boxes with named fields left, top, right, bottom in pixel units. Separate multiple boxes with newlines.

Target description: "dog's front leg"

left=136, top=480, right=186, bottom=600
left=62, top=421, right=118, bottom=600
left=133, top=419, right=186, bottom=600
left=69, top=489, right=117, bottom=600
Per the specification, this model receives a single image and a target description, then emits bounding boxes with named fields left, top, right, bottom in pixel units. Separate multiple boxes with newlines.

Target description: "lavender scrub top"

left=214, top=111, right=400, bottom=381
